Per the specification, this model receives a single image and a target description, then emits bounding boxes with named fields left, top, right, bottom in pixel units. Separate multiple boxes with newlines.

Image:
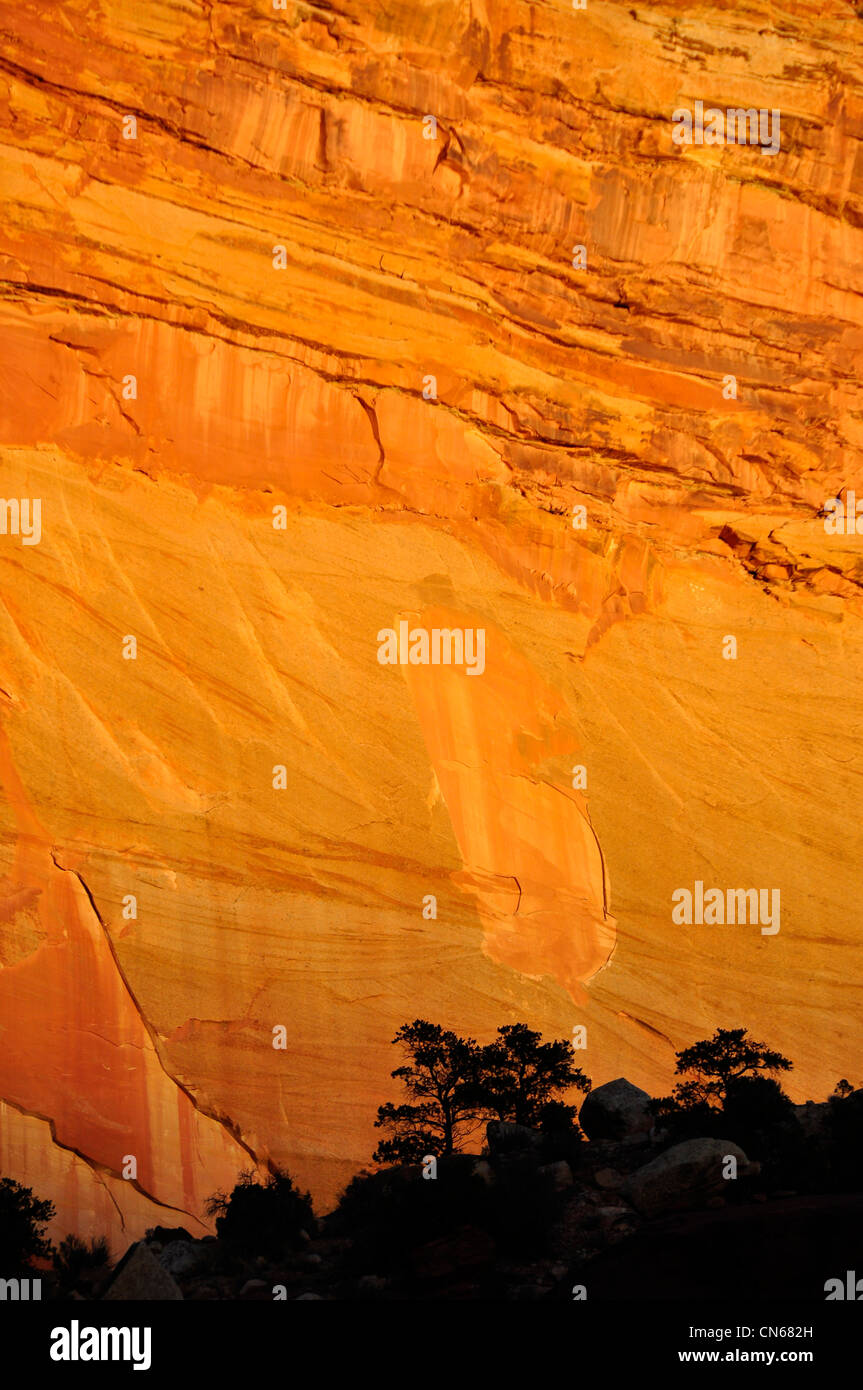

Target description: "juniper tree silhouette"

left=373, top=1020, right=487, bottom=1163
left=373, top=1019, right=591, bottom=1162
left=652, top=1026, right=793, bottom=1119
left=476, top=1023, right=591, bottom=1127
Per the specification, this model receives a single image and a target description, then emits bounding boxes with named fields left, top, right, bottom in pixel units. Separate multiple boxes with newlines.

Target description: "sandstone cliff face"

left=0, top=0, right=862, bottom=1242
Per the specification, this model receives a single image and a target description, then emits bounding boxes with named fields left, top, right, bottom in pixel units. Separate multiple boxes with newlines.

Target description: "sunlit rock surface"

left=0, top=0, right=862, bottom=1241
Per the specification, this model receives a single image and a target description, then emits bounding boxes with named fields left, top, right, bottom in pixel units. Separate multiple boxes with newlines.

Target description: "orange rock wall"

left=0, top=0, right=862, bottom=1241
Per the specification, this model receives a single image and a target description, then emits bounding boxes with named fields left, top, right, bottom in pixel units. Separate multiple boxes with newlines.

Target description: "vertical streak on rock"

left=403, top=607, right=615, bottom=1000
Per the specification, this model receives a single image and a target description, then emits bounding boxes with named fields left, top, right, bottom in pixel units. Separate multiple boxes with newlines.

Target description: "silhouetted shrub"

left=720, top=1075, right=805, bottom=1188
left=649, top=1095, right=721, bottom=1144
left=827, top=1088, right=863, bottom=1191
left=334, top=1151, right=560, bottom=1275
left=0, top=1177, right=54, bottom=1273
left=334, top=1157, right=484, bottom=1271
left=53, top=1234, right=111, bottom=1292
left=537, top=1101, right=584, bottom=1164
left=723, top=1075, right=795, bottom=1143
left=652, top=1075, right=809, bottom=1189
left=206, top=1168, right=314, bottom=1256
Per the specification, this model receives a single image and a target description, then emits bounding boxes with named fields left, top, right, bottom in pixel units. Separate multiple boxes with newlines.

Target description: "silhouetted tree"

left=373, top=1021, right=487, bottom=1163
left=477, top=1023, right=591, bottom=1126
left=206, top=1168, right=314, bottom=1255
left=0, top=1177, right=55, bottom=1272
left=664, top=1027, right=793, bottom=1110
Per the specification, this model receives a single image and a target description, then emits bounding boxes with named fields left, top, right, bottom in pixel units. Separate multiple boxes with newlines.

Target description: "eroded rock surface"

left=0, top=0, right=862, bottom=1239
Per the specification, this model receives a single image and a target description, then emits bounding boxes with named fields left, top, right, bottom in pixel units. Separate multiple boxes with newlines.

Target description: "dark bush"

left=537, top=1101, right=584, bottom=1165
left=826, top=1088, right=863, bottom=1191
left=334, top=1157, right=483, bottom=1272
left=649, top=1095, right=721, bottom=1144
left=53, top=1234, right=111, bottom=1292
left=722, top=1075, right=795, bottom=1144
left=720, top=1075, right=805, bottom=1189
left=334, top=1151, right=560, bottom=1276
left=206, top=1168, right=314, bottom=1256
left=0, top=1177, right=54, bottom=1273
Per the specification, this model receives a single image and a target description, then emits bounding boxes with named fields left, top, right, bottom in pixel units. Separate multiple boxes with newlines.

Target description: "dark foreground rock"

left=625, top=1138, right=756, bottom=1216
left=578, top=1079, right=653, bottom=1142
left=570, top=1194, right=863, bottom=1299
left=410, top=1224, right=496, bottom=1292
left=103, top=1243, right=183, bottom=1301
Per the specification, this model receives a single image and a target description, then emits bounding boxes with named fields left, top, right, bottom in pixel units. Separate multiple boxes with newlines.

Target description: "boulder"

left=625, top=1138, right=756, bottom=1216
left=357, top=1274, right=388, bottom=1294
left=103, top=1243, right=183, bottom=1300
left=538, top=1160, right=573, bottom=1191
left=157, top=1240, right=206, bottom=1278
left=594, top=1167, right=624, bottom=1190
left=239, top=1278, right=268, bottom=1297
left=578, top=1078, right=653, bottom=1141
left=145, top=1225, right=194, bottom=1245
left=472, top=1159, right=494, bottom=1186
left=596, top=1205, right=634, bottom=1226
